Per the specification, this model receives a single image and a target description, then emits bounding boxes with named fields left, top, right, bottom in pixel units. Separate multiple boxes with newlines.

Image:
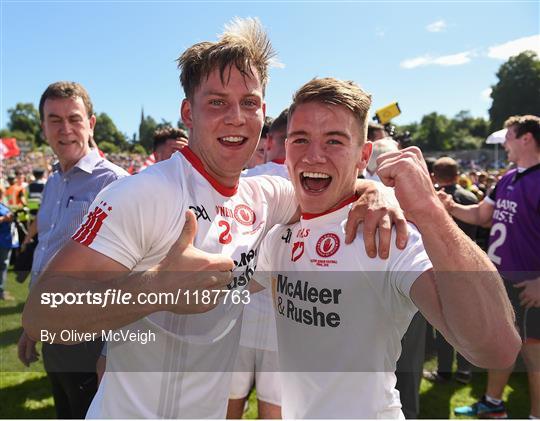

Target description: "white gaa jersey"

left=239, top=160, right=289, bottom=351
left=256, top=196, right=433, bottom=419
left=242, top=159, right=290, bottom=179
left=74, top=148, right=297, bottom=418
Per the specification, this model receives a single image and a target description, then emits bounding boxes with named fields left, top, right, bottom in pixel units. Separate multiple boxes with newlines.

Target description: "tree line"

left=1, top=51, right=539, bottom=154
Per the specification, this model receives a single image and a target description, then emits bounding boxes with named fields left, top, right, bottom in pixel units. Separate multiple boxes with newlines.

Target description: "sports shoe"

left=455, top=370, right=472, bottom=384
left=454, top=396, right=508, bottom=418
left=423, top=370, right=450, bottom=383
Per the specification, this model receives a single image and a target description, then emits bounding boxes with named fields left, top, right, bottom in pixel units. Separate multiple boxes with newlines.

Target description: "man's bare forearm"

left=448, top=199, right=494, bottom=227
left=22, top=271, right=159, bottom=344
left=415, top=203, right=520, bottom=368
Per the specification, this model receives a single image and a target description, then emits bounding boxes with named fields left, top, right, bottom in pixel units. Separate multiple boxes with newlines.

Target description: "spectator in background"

left=27, top=169, right=48, bottom=203
left=152, top=127, right=188, bottom=162
left=424, top=157, right=477, bottom=385
left=441, top=115, right=540, bottom=419
left=17, top=81, right=128, bottom=419
left=243, top=109, right=288, bottom=178
left=367, top=121, right=389, bottom=142
left=6, top=172, right=27, bottom=207
left=246, top=116, right=274, bottom=169
left=0, top=185, right=19, bottom=300
left=364, top=137, right=399, bottom=182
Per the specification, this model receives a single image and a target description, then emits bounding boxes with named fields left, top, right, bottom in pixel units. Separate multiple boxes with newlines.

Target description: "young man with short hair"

left=254, top=77, right=520, bottom=418
left=442, top=115, right=540, bottom=419
left=152, top=127, right=188, bottom=163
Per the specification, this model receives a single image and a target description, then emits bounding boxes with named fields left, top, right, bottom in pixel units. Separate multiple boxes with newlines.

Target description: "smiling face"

left=181, top=65, right=266, bottom=186
left=286, top=101, right=371, bottom=214
left=41, top=96, right=95, bottom=172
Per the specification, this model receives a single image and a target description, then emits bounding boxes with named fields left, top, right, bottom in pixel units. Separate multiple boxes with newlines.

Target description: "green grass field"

left=1, top=271, right=529, bottom=419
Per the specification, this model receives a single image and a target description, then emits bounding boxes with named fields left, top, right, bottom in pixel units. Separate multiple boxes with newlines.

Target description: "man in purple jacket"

left=439, top=115, right=540, bottom=419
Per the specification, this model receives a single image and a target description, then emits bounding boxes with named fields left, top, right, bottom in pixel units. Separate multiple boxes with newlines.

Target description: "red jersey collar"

left=271, top=158, right=285, bottom=165
left=301, top=194, right=358, bottom=220
left=180, top=147, right=238, bottom=197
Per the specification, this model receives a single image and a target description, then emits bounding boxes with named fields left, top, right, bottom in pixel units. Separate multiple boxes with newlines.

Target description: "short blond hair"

left=177, top=17, right=275, bottom=99
left=289, top=78, right=372, bottom=144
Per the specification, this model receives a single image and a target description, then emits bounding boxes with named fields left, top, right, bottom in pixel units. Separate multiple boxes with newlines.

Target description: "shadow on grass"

left=421, top=365, right=529, bottom=419
left=0, top=326, right=23, bottom=348
left=0, top=375, right=54, bottom=419
left=0, top=302, right=24, bottom=317
left=420, top=378, right=468, bottom=419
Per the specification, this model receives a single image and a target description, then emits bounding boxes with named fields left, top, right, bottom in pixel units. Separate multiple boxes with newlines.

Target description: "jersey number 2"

left=218, top=220, right=232, bottom=244
left=487, top=222, right=506, bottom=265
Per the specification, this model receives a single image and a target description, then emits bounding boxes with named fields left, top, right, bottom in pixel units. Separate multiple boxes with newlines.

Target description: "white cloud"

left=426, top=20, right=447, bottom=32
left=400, top=51, right=474, bottom=69
left=487, top=34, right=540, bottom=59
left=400, top=56, right=431, bottom=69
left=433, top=51, right=472, bottom=65
left=481, top=88, right=492, bottom=102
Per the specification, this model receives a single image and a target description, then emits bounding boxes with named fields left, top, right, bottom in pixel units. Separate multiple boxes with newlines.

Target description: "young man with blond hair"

left=254, top=77, right=520, bottom=418
left=23, top=20, right=405, bottom=418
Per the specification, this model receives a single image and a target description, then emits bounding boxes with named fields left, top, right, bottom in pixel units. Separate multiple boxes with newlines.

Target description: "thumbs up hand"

left=152, top=210, right=234, bottom=314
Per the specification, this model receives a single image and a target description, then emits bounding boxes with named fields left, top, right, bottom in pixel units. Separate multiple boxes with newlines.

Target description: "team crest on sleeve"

left=316, top=233, right=340, bottom=258
left=291, top=241, right=305, bottom=262
left=72, top=201, right=112, bottom=246
left=233, top=204, right=256, bottom=226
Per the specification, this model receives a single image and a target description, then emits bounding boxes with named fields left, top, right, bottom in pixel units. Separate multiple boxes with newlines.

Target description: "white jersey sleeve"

left=72, top=171, right=182, bottom=269
left=386, top=223, right=433, bottom=299
left=251, top=175, right=297, bottom=228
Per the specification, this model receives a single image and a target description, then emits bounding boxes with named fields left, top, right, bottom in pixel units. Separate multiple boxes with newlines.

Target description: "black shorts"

left=504, top=279, right=540, bottom=342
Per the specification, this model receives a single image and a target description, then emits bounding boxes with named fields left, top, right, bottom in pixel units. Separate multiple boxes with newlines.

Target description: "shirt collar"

left=60, top=148, right=102, bottom=175
left=513, top=162, right=540, bottom=182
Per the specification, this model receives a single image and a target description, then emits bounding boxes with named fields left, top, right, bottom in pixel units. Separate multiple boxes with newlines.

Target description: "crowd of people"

left=0, top=17, right=538, bottom=421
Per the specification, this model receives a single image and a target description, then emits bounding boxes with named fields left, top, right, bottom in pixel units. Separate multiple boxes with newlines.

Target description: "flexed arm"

left=377, top=147, right=520, bottom=369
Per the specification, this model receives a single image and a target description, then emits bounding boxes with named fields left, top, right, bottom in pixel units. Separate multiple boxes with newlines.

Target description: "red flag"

left=141, top=153, right=156, bottom=170
left=0, top=138, right=20, bottom=159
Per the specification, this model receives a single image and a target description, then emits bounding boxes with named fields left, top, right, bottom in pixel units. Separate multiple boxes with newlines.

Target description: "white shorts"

left=229, top=345, right=281, bottom=406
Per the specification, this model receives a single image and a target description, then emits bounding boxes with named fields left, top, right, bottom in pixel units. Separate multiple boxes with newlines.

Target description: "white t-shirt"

left=256, top=196, right=433, bottom=419
left=243, top=160, right=290, bottom=179
left=77, top=148, right=297, bottom=418
left=239, top=160, right=289, bottom=351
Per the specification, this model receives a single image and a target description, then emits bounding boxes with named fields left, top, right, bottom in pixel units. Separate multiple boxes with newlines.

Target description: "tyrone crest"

left=315, top=233, right=340, bottom=258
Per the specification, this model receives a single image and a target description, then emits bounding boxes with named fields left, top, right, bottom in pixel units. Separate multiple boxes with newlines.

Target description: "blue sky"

left=1, top=1, right=538, bottom=139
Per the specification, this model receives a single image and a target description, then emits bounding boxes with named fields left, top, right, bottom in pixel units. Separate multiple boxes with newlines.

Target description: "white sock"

left=485, top=395, right=503, bottom=405
left=529, top=415, right=539, bottom=419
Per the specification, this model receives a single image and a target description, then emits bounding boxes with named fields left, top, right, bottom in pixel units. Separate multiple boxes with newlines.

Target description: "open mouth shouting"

left=301, top=171, right=332, bottom=193
left=218, top=136, right=248, bottom=147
